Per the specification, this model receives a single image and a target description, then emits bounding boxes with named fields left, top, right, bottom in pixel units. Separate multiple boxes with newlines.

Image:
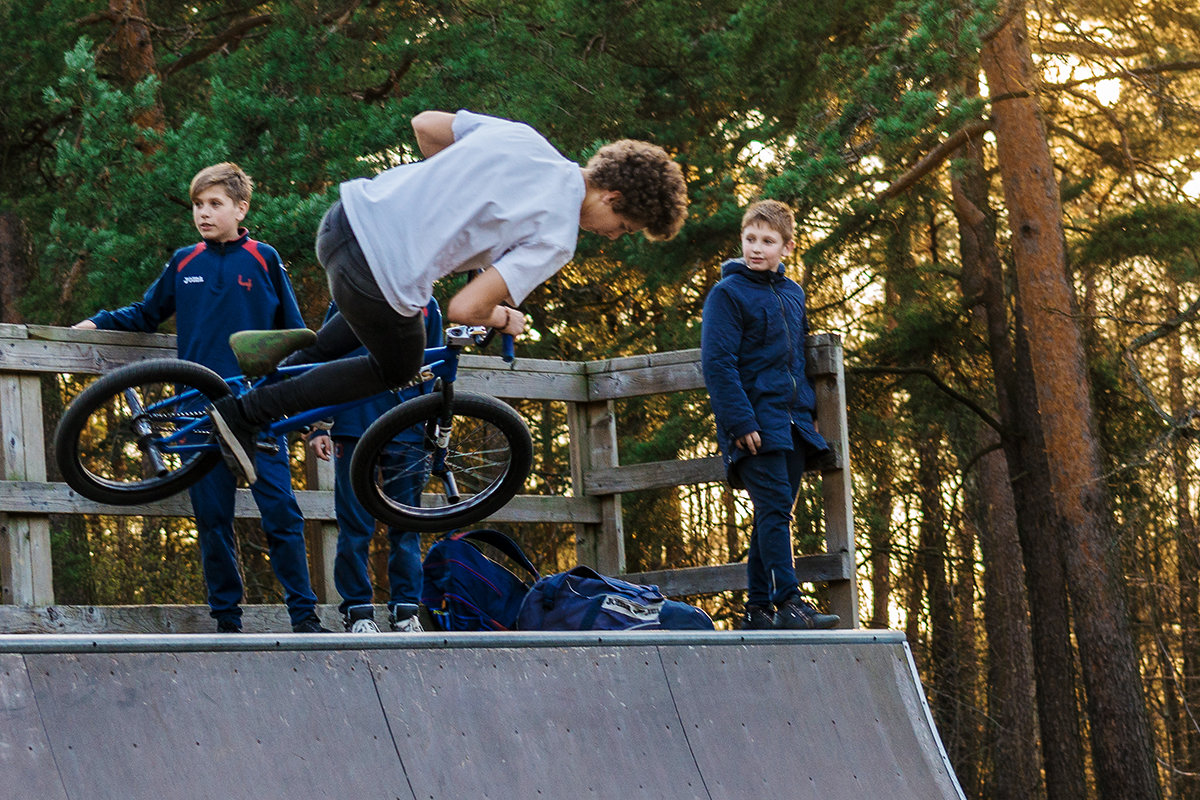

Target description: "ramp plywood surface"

left=0, top=631, right=964, bottom=800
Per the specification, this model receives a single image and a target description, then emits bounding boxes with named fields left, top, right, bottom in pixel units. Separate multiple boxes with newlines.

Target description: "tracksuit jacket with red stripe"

left=87, top=229, right=305, bottom=376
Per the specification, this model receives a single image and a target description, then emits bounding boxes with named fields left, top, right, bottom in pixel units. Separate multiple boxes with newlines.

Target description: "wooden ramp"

left=0, top=630, right=963, bottom=800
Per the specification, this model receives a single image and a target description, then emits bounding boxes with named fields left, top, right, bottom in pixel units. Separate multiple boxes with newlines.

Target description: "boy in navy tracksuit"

left=306, top=298, right=442, bottom=633
left=73, top=162, right=325, bottom=633
left=701, top=200, right=840, bottom=631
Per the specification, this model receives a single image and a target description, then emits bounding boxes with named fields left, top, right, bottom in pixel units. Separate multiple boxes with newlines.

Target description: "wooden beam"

left=620, top=553, right=851, bottom=598
left=586, top=349, right=706, bottom=400
left=0, top=374, right=53, bottom=605
left=0, top=482, right=600, bottom=524
left=586, top=457, right=725, bottom=495
left=583, top=336, right=842, bottom=401
left=0, top=602, right=346, bottom=634
left=584, top=454, right=843, bottom=496
left=571, top=400, right=624, bottom=573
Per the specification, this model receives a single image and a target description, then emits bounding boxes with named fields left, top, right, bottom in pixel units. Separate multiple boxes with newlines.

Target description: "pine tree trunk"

left=952, top=126, right=1046, bottom=800
left=980, top=6, right=1160, bottom=798
left=0, top=210, right=31, bottom=323
left=917, top=436, right=967, bottom=778
left=1168, top=283, right=1200, bottom=799
left=108, top=0, right=166, bottom=133
left=954, top=82, right=1080, bottom=800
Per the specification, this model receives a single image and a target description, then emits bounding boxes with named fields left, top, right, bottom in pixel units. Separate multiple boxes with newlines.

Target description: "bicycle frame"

left=143, top=325, right=511, bottom=460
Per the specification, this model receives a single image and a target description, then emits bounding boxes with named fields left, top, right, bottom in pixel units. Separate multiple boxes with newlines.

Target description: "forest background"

left=3, top=1, right=1200, bottom=798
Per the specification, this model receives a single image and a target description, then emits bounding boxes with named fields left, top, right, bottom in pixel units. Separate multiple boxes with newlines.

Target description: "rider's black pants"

left=238, top=200, right=426, bottom=426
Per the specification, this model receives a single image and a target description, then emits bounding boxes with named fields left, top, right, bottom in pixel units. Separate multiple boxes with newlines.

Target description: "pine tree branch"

left=1044, top=60, right=1200, bottom=92
left=162, top=14, right=273, bottom=77
left=876, top=120, right=993, bottom=203
left=1123, top=290, right=1200, bottom=425
left=848, top=365, right=1003, bottom=432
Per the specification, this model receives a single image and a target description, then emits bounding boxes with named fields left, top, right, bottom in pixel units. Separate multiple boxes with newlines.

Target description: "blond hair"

left=189, top=162, right=253, bottom=205
left=741, top=199, right=795, bottom=243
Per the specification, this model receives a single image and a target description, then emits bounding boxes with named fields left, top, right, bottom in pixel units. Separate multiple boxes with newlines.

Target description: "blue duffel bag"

left=517, top=566, right=713, bottom=631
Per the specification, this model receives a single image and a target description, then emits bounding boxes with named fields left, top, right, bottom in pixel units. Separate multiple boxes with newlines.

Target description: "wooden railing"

left=0, top=324, right=858, bottom=627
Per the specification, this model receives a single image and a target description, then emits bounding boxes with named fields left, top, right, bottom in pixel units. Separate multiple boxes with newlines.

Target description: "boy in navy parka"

left=700, top=200, right=840, bottom=631
left=73, top=163, right=325, bottom=633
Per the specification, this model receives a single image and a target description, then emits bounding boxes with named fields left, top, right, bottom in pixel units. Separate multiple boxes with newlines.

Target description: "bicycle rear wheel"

left=349, top=391, right=533, bottom=532
left=54, top=359, right=231, bottom=505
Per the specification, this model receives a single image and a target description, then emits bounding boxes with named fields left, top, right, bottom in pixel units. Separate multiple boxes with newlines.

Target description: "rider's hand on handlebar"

left=493, top=305, right=527, bottom=336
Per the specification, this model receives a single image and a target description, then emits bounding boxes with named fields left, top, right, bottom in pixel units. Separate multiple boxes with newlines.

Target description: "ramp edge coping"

left=0, top=629, right=906, bottom=654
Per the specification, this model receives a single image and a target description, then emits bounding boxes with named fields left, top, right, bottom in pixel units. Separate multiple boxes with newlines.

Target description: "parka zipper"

left=769, top=277, right=801, bottom=417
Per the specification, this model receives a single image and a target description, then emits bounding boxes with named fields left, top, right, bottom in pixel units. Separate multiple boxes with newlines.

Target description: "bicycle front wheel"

left=54, top=359, right=231, bottom=505
left=349, top=391, right=533, bottom=532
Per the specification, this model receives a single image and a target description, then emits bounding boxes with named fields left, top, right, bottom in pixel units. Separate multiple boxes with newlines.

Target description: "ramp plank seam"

left=29, top=657, right=74, bottom=800
left=365, top=652, right=421, bottom=800
left=655, top=645, right=715, bottom=800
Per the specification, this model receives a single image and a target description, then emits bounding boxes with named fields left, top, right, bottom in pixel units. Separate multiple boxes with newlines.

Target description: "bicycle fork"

left=123, top=388, right=169, bottom=478
left=427, top=380, right=461, bottom=503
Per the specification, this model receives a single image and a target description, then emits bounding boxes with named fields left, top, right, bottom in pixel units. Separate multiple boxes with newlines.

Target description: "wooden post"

left=303, top=451, right=338, bottom=604
left=809, top=334, right=859, bottom=627
left=0, top=374, right=54, bottom=605
left=570, top=399, right=624, bottom=574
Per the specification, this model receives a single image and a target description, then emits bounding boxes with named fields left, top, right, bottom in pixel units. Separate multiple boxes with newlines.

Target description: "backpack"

left=421, top=529, right=540, bottom=632
left=517, top=566, right=714, bottom=631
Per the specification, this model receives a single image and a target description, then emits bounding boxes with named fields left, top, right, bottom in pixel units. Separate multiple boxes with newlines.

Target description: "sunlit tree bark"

left=953, top=132, right=1044, bottom=799
left=981, top=5, right=1160, bottom=798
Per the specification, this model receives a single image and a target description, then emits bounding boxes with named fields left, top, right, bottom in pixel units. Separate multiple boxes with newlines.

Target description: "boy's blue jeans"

left=189, top=439, right=318, bottom=627
left=736, top=427, right=808, bottom=608
left=332, top=438, right=423, bottom=616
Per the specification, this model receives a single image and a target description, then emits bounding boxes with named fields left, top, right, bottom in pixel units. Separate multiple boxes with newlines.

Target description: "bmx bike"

left=53, top=326, right=533, bottom=532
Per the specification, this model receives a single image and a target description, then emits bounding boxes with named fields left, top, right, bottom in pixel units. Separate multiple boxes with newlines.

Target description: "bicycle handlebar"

left=445, top=324, right=516, bottom=363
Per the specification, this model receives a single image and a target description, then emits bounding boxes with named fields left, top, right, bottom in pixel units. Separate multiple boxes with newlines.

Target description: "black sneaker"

left=292, top=614, right=332, bottom=633
left=209, top=395, right=258, bottom=484
left=216, top=618, right=243, bottom=633
left=741, top=604, right=775, bottom=630
left=774, top=596, right=840, bottom=630
left=344, top=605, right=381, bottom=633
left=388, top=603, right=423, bottom=632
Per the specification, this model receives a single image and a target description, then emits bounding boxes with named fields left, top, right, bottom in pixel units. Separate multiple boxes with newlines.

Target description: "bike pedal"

left=255, top=439, right=280, bottom=455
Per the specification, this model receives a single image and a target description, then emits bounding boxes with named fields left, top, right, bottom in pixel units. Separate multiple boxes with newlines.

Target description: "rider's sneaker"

left=216, top=617, right=243, bottom=633
left=209, top=395, right=258, bottom=484
left=774, top=594, right=840, bottom=630
left=292, top=614, right=332, bottom=633
left=229, top=328, right=317, bottom=378
left=388, top=603, right=423, bottom=633
left=740, top=604, right=775, bottom=630
left=344, top=604, right=381, bottom=633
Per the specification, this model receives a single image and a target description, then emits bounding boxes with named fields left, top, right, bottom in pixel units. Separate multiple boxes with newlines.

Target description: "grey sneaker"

left=229, top=328, right=317, bottom=378
left=344, top=605, right=381, bottom=633
left=740, top=604, right=775, bottom=630
left=774, top=595, right=840, bottom=630
left=388, top=603, right=423, bottom=632
left=209, top=395, right=258, bottom=484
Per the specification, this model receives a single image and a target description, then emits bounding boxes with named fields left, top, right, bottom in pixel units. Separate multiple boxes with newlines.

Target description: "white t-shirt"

left=339, top=110, right=585, bottom=315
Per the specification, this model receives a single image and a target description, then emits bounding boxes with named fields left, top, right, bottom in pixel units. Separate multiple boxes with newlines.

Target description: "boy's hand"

left=735, top=431, right=761, bottom=455
left=306, top=431, right=333, bottom=461
left=72, top=320, right=97, bottom=330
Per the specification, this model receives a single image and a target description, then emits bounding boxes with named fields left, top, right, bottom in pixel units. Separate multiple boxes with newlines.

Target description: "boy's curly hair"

left=190, top=162, right=253, bottom=205
left=585, top=141, right=688, bottom=240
